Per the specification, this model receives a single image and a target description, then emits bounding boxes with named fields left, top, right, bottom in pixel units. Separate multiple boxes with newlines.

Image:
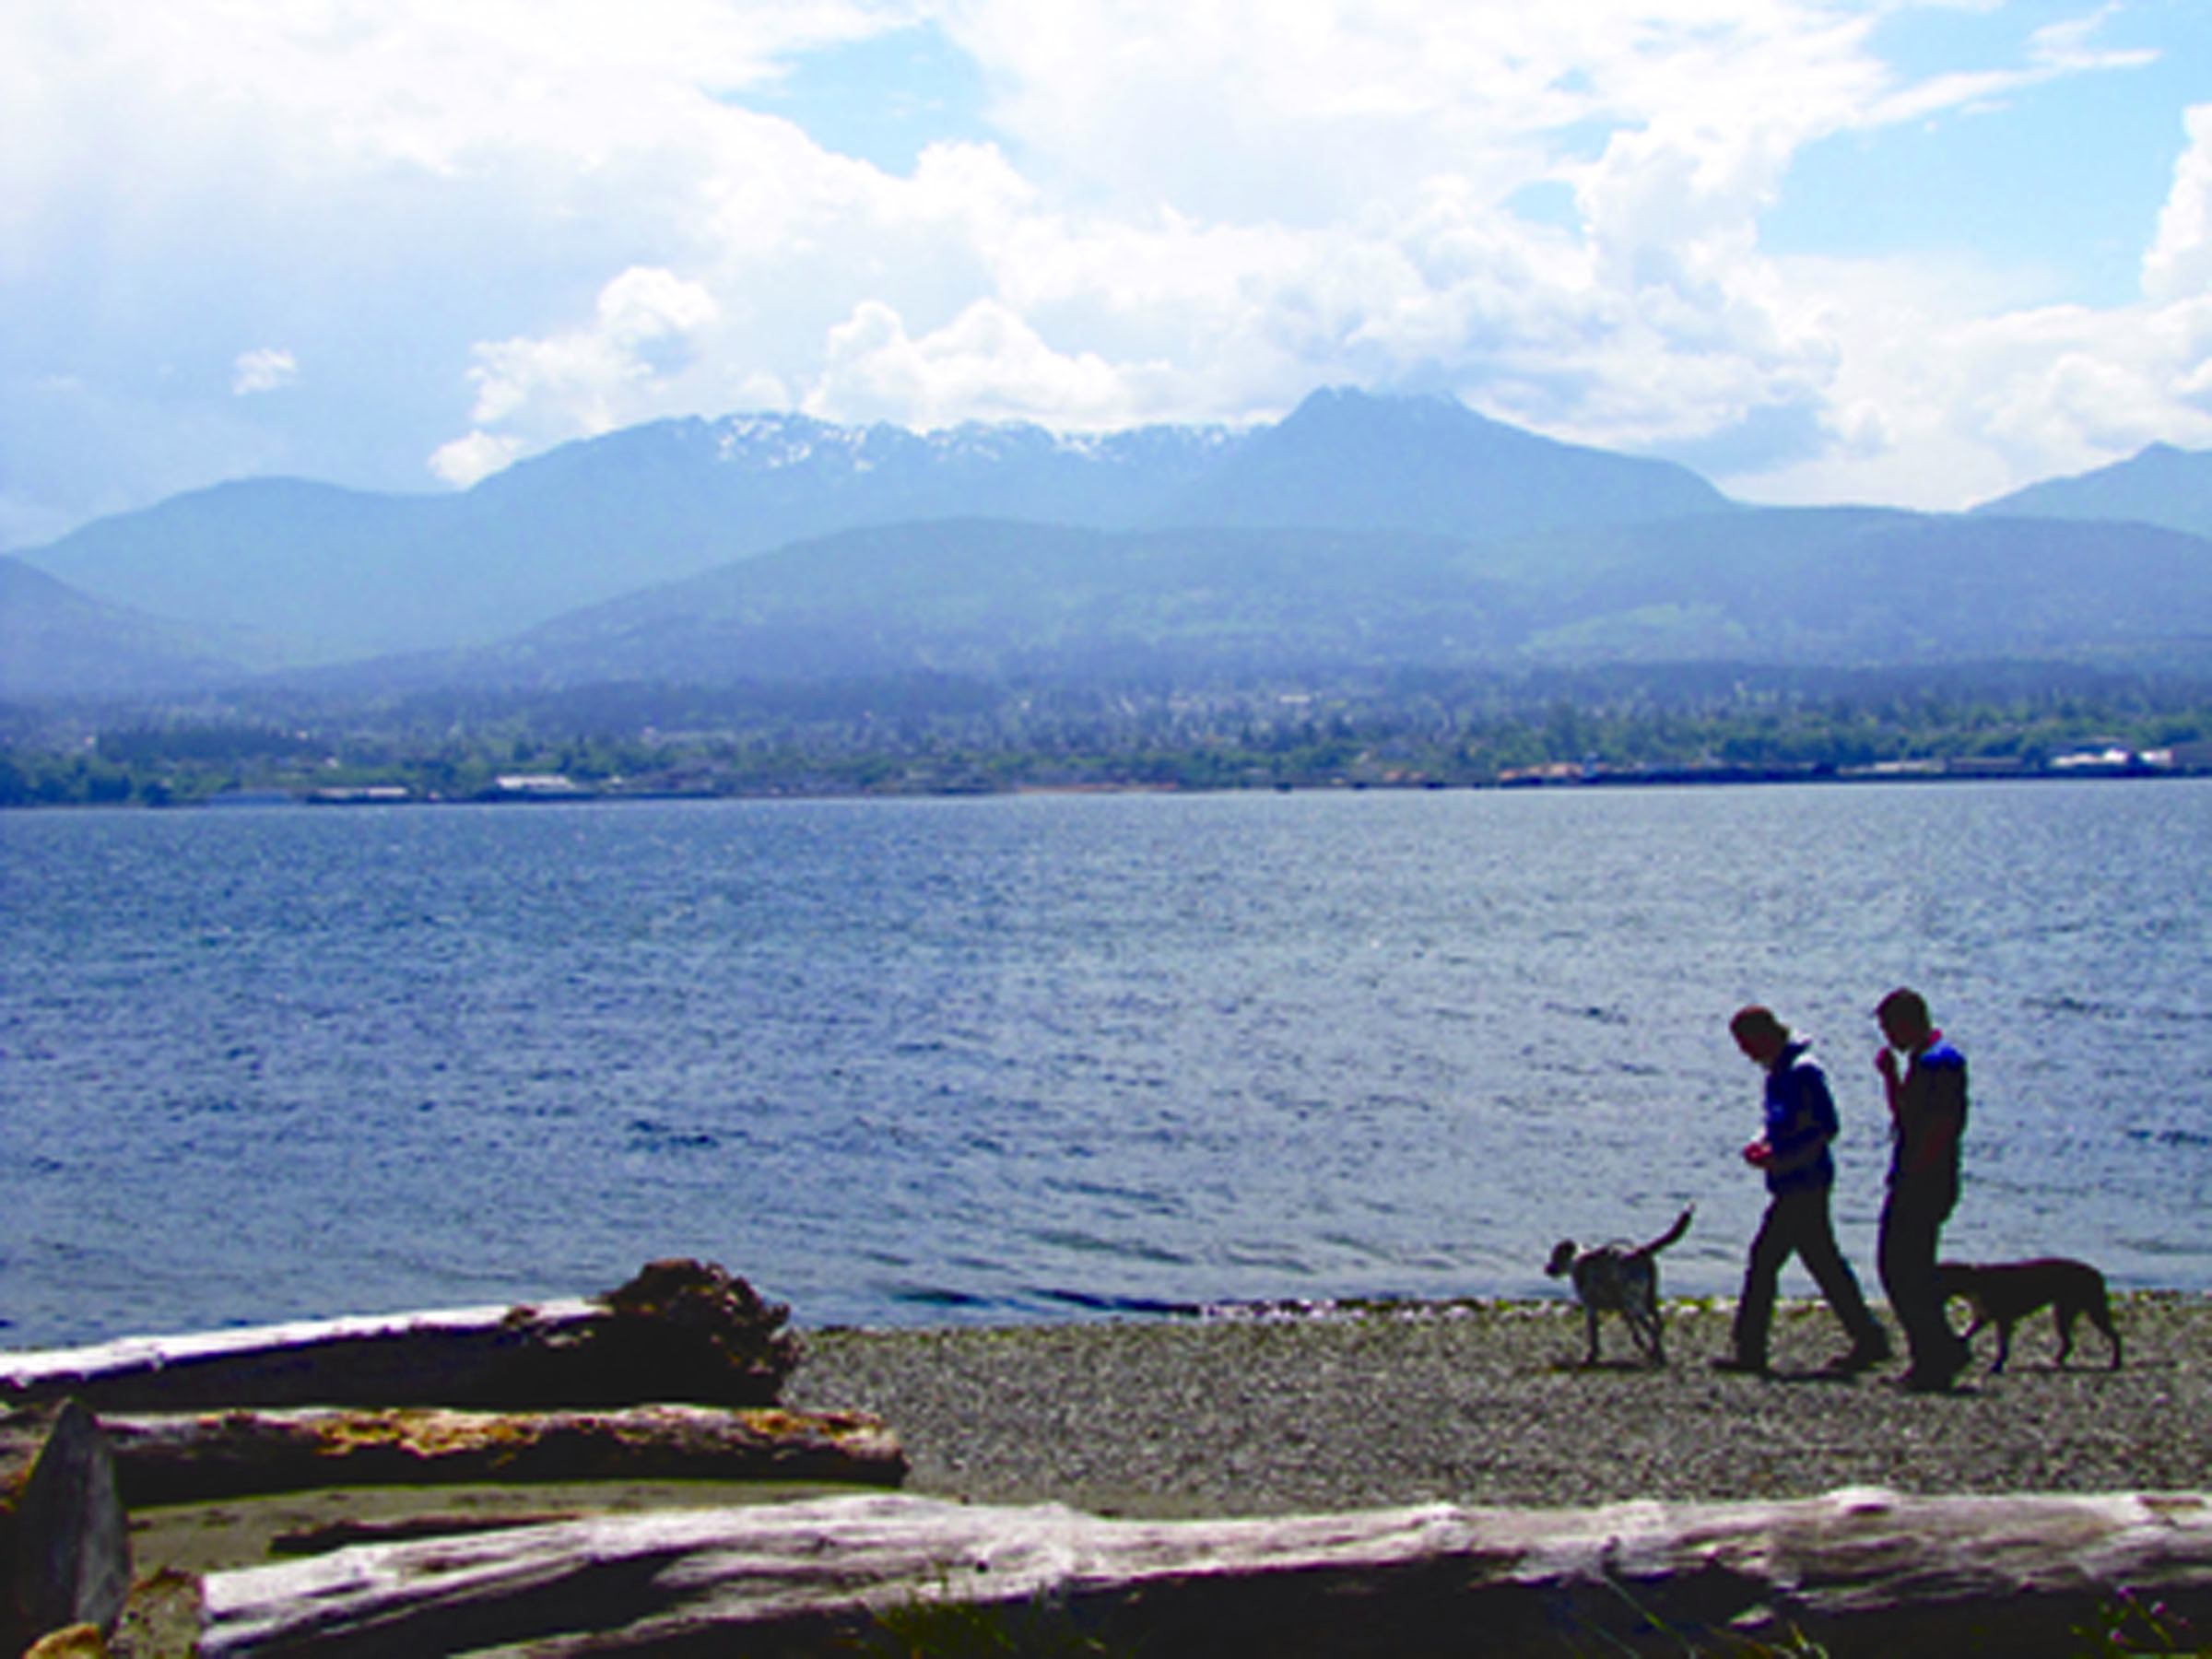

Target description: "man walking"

left=1713, top=1006, right=1890, bottom=1377
left=1876, top=986, right=1973, bottom=1392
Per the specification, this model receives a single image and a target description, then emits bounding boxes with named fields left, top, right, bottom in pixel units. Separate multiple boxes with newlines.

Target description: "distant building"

left=2050, top=746, right=2136, bottom=771
left=309, top=785, right=412, bottom=805
left=492, top=773, right=589, bottom=797
left=2168, top=739, right=2212, bottom=772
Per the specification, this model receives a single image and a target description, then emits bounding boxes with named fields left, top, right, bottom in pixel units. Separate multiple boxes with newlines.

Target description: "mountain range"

left=1972, top=441, right=2212, bottom=540
left=5, top=388, right=2211, bottom=700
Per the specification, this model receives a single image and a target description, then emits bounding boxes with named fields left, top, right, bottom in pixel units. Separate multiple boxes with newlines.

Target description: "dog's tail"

left=1632, top=1203, right=1694, bottom=1261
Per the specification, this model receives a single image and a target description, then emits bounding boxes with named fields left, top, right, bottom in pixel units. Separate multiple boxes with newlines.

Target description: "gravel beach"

left=785, top=1293, right=2212, bottom=1519
left=100, top=1293, right=2211, bottom=1656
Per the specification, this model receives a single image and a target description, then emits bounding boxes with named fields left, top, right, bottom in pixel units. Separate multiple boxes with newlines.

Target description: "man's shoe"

left=1709, top=1354, right=1769, bottom=1376
left=1824, top=1336, right=1893, bottom=1375
left=1899, top=1350, right=1971, bottom=1393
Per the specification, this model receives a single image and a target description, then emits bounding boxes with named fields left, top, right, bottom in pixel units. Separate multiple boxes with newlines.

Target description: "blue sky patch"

left=1760, top=0, right=2203, bottom=306
left=1505, top=179, right=1583, bottom=233
left=742, top=22, right=996, bottom=175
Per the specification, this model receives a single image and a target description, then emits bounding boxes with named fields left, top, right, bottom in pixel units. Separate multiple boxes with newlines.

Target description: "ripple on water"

left=1, top=782, right=2207, bottom=1347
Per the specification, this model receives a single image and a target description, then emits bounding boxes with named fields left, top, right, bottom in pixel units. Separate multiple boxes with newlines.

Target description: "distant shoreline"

left=4, top=754, right=2204, bottom=812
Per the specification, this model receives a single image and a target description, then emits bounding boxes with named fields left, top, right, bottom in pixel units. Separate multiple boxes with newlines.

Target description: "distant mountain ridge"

left=0, top=555, right=274, bottom=698
left=9, top=418, right=1232, bottom=669
left=8, top=399, right=2212, bottom=702
left=1155, top=387, right=1725, bottom=536
left=1971, top=441, right=2212, bottom=539
left=292, top=507, right=2212, bottom=697
left=468, top=405, right=1247, bottom=542
left=12, top=389, right=1729, bottom=673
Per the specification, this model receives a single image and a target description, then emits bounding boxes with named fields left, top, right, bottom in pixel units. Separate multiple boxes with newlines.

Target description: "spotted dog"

left=1546, top=1205, right=1695, bottom=1367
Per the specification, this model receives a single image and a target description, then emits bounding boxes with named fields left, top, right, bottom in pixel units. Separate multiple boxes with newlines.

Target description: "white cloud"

left=231, top=347, right=298, bottom=395
left=3, top=0, right=2207, bottom=538
left=1714, top=254, right=2212, bottom=510
left=463, top=266, right=722, bottom=438
left=2027, top=6, right=2159, bottom=76
left=806, top=298, right=1150, bottom=427
left=2144, top=104, right=2212, bottom=305
left=425, top=0, right=2188, bottom=502
left=428, top=429, right=527, bottom=489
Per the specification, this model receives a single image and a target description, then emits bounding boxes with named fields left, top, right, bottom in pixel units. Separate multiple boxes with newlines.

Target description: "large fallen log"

left=199, top=1486, right=2212, bottom=1657
left=102, top=1406, right=904, bottom=1507
left=0, top=1261, right=798, bottom=1413
left=0, top=1401, right=129, bottom=1657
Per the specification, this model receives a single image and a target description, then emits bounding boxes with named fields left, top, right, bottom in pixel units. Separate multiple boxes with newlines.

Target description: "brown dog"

left=1937, top=1258, right=2122, bottom=1373
left=1546, top=1205, right=1694, bottom=1367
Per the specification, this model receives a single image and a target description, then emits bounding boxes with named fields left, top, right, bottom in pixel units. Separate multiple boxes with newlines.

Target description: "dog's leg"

left=1622, top=1303, right=1655, bottom=1365
left=1991, top=1318, right=2013, bottom=1374
left=1583, top=1305, right=1601, bottom=1367
left=1959, top=1304, right=1990, bottom=1371
left=2087, top=1298, right=2123, bottom=1369
left=2053, top=1305, right=2077, bottom=1368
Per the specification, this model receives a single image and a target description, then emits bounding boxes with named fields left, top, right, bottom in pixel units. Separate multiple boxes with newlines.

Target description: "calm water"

left=2, top=781, right=2207, bottom=1350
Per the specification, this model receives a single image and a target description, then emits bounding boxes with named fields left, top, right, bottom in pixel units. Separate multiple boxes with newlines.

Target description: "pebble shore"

left=786, top=1294, right=2212, bottom=1519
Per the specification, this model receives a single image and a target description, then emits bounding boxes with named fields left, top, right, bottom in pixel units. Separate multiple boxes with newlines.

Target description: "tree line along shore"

left=6, top=666, right=2211, bottom=807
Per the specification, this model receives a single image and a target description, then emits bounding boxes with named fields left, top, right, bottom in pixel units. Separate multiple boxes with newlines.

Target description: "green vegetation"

left=4, top=663, right=2208, bottom=807
left=2073, top=1588, right=2210, bottom=1657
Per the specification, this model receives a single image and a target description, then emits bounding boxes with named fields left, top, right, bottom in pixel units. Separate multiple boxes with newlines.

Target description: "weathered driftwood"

left=102, top=1406, right=904, bottom=1507
left=0, top=1261, right=798, bottom=1414
left=200, top=1486, right=2212, bottom=1657
left=0, top=1401, right=129, bottom=1656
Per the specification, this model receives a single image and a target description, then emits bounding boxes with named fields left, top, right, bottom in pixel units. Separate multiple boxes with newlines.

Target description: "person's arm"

left=1876, top=1045, right=1905, bottom=1126
left=1759, top=1065, right=1836, bottom=1177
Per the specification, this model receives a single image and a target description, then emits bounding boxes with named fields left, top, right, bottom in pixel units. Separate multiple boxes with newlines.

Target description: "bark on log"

left=101, top=1406, right=905, bottom=1507
left=0, top=1263, right=799, bottom=1413
left=199, top=1486, right=2212, bottom=1657
left=0, top=1306, right=594, bottom=1413
left=0, top=1401, right=129, bottom=1657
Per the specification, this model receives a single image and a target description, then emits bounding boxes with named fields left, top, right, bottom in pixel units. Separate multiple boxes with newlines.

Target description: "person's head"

left=1876, top=986, right=1932, bottom=1051
left=1729, top=1005, right=1789, bottom=1066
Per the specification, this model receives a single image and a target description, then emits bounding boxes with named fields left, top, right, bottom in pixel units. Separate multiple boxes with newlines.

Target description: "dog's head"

left=1545, top=1240, right=1579, bottom=1278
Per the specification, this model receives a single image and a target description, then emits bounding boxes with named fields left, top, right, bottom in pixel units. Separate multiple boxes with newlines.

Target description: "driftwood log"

left=0, top=1261, right=798, bottom=1414
left=200, top=1486, right=2212, bottom=1657
left=101, top=1405, right=904, bottom=1507
left=0, top=1401, right=129, bottom=1657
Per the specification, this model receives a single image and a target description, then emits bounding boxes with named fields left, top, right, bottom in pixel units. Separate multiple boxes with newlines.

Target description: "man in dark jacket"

left=1876, top=986, right=1974, bottom=1391
left=1713, top=1006, right=1891, bottom=1376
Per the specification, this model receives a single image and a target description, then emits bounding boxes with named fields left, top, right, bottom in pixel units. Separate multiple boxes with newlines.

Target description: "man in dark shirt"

left=1714, top=1006, right=1890, bottom=1376
left=1876, top=986, right=1974, bottom=1391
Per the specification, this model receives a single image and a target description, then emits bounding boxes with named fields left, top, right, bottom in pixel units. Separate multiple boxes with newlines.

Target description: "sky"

left=4, top=0, right=2209, bottom=549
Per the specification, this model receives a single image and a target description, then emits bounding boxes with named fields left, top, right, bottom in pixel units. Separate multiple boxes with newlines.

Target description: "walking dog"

left=1546, top=1205, right=1695, bottom=1367
left=1937, top=1257, right=2122, bottom=1372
